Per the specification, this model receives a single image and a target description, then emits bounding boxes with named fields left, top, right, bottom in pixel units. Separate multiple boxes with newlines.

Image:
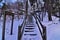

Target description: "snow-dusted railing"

left=33, top=14, right=46, bottom=40
left=2, top=10, right=14, bottom=40
left=18, top=16, right=26, bottom=40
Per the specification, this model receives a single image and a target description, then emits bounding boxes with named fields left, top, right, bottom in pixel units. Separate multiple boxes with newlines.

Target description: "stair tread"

left=25, top=28, right=34, bottom=29
left=25, top=30, right=34, bottom=32
left=26, top=23, right=34, bottom=25
left=25, top=27, right=34, bottom=28
left=26, top=25, right=34, bottom=27
left=24, top=34, right=37, bottom=36
left=25, top=28, right=33, bottom=30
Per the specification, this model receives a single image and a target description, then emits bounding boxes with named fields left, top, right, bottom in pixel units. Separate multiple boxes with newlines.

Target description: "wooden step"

left=24, top=34, right=37, bottom=36
left=25, top=28, right=34, bottom=29
left=25, top=28, right=34, bottom=30
left=25, top=30, right=34, bottom=32
left=26, top=23, right=34, bottom=25
left=26, top=25, right=34, bottom=27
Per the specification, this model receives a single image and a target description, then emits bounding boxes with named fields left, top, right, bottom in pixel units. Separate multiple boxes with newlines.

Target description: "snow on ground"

left=0, top=12, right=60, bottom=40
left=0, top=15, right=4, bottom=40
left=0, top=20, right=3, bottom=40
left=42, top=12, right=60, bottom=40
left=42, top=20, right=60, bottom=40
left=0, top=15, right=24, bottom=40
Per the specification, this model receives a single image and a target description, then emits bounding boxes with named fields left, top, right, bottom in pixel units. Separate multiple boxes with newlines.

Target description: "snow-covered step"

left=24, top=30, right=34, bottom=32
left=25, top=26, right=35, bottom=28
left=24, top=24, right=35, bottom=33
left=24, top=34, right=37, bottom=36
left=25, top=27, right=34, bottom=29
left=26, top=25, right=34, bottom=27
left=21, top=21, right=40, bottom=40
left=26, top=23, right=34, bottom=25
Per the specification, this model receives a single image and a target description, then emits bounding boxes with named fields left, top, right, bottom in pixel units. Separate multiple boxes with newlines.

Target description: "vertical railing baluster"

left=10, top=14, right=14, bottom=35
left=2, top=12, right=6, bottom=40
left=18, top=25, right=22, bottom=40
left=42, top=26, right=46, bottom=40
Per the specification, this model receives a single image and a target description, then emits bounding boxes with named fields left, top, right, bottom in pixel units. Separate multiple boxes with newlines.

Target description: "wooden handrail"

left=33, top=15, right=42, bottom=36
left=33, top=14, right=46, bottom=40
left=18, top=16, right=26, bottom=40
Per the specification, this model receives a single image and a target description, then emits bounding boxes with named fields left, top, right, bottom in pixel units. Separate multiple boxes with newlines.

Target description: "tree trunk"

left=59, top=7, right=60, bottom=21
left=48, top=0, right=52, bottom=21
left=48, top=6, right=52, bottom=21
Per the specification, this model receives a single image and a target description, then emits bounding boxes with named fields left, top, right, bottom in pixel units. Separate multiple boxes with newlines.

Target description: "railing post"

left=42, top=26, right=46, bottom=40
left=18, top=25, right=22, bottom=40
left=2, top=12, right=6, bottom=40
left=10, top=14, right=14, bottom=35
left=26, top=0, right=28, bottom=19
